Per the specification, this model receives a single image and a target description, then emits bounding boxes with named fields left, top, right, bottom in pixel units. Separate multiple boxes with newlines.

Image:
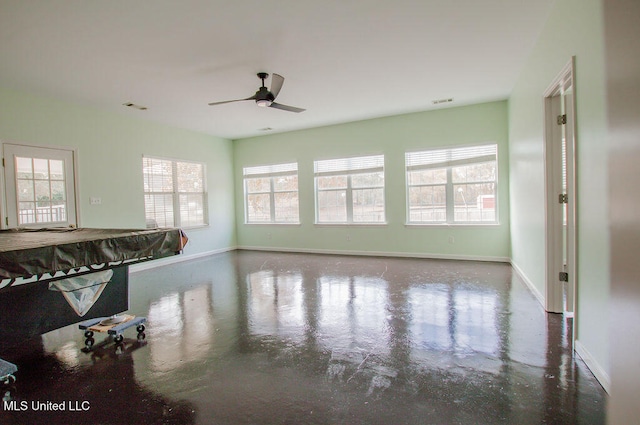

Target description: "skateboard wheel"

left=114, top=335, right=124, bottom=344
left=137, top=332, right=146, bottom=341
left=84, top=330, right=94, bottom=338
left=136, top=324, right=145, bottom=333
left=85, top=338, right=95, bottom=348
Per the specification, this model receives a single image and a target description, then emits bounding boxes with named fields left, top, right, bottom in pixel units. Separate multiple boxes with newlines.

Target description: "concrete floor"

left=0, top=250, right=606, bottom=424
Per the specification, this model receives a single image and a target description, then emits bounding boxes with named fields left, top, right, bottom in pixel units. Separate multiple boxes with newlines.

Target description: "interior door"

left=3, top=143, right=77, bottom=228
left=544, top=59, right=576, bottom=317
left=562, top=86, right=575, bottom=315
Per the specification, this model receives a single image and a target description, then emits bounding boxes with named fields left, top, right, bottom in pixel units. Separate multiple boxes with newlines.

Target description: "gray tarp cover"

left=0, top=227, right=187, bottom=279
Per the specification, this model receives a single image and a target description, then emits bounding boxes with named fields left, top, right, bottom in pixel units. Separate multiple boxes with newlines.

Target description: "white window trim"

left=143, top=155, right=208, bottom=229
left=2, top=142, right=79, bottom=229
left=314, top=154, right=386, bottom=225
left=405, top=144, right=498, bottom=225
left=243, top=162, right=299, bottom=224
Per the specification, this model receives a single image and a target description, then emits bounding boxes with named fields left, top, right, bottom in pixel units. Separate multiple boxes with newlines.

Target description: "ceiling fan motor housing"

left=255, top=87, right=275, bottom=102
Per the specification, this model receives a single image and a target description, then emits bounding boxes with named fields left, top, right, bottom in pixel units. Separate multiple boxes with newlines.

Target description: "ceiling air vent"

left=123, top=102, right=148, bottom=111
left=432, top=98, right=454, bottom=105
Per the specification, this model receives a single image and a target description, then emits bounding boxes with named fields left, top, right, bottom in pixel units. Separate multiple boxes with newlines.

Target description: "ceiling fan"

left=208, top=72, right=306, bottom=113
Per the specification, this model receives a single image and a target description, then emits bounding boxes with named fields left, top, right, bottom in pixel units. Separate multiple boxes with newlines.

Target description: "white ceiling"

left=0, top=0, right=555, bottom=140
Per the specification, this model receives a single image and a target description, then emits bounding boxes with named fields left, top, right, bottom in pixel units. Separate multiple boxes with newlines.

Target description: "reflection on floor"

left=0, top=251, right=606, bottom=424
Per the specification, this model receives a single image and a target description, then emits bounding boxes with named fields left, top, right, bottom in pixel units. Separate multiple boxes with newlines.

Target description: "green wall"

left=508, top=0, right=609, bottom=386
left=233, top=101, right=510, bottom=261
left=0, top=86, right=237, bottom=255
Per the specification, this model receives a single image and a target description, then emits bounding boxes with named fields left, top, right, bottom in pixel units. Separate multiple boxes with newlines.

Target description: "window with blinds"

left=406, top=144, right=497, bottom=224
left=314, top=154, right=385, bottom=224
left=143, top=156, right=207, bottom=228
left=243, top=162, right=299, bottom=224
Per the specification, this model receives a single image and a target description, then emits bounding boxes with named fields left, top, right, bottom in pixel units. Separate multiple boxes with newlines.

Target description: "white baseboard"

left=510, top=260, right=545, bottom=307
left=129, top=246, right=236, bottom=273
left=129, top=245, right=509, bottom=275
left=237, top=245, right=510, bottom=263
left=575, top=340, right=611, bottom=393
left=509, top=262, right=610, bottom=393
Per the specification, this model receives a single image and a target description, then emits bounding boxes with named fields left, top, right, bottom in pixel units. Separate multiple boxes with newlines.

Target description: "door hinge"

left=558, top=193, right=568, bottom=204
left=5, top=217, right=8, bottom=226
left=1, top=158, right=4, bottom=167
left=559, top=272, right=569, bottom=282
left=557, top=114, right=567, bottom=125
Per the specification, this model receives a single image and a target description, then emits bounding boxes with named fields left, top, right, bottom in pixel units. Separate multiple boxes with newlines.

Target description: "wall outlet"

left=90, top=197, right=102, bottom=205
left=448, top=235, right=455, bottom=244
left=346, top=234, right=351, bottom=242
left=267, top=232, right=272, bottom=239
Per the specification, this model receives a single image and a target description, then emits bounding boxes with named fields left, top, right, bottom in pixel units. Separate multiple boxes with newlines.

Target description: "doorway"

left=544, top=58, right=577, bottom=320
left=2, top=143, right=78, bottom=229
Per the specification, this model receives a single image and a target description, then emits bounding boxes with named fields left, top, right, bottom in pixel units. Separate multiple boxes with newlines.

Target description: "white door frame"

left=543, top=58, right=577, bottom=318
left=2, top=142, right=80, bottom=229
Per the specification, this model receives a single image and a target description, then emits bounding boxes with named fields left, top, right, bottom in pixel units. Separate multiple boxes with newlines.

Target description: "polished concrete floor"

left=1, top=250, right=606, bottom=424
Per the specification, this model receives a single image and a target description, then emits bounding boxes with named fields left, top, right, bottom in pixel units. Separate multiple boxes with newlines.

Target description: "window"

left=314, top=155, right=385, bottom=224
left=2, top=144, right=77, bottom=228
left=243, top=162, right=299, bottom=224
left=143, top=156, right=207, bottom=228
left=406, top=144, right=497, bottom=224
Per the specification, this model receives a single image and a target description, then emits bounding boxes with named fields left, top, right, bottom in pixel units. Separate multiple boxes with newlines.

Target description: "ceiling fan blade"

left=269, top=102, right=306, bottom=113
left=270, top=73, right=284, bottom=99
left=208, top=96, right=255, bottom=106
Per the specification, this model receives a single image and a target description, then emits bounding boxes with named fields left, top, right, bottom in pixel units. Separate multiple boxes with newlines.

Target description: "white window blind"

left=314, top=155, right=384, bottom=176
left=143, top=156, right=207, bottom=228
left=244, top=162, right=299, bottom=224
left=244, top=162, right=298, bottom=177
left=406, top=144, right=497, bottom=170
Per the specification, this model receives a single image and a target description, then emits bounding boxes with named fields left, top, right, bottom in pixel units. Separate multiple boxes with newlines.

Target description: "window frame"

left=243, top=162, right=300, bottom=224
left=405, top=144, right=498, bottom=225
left=314, top=154, right=386, bottom=225
left=142, top=155, right=208, bottom=229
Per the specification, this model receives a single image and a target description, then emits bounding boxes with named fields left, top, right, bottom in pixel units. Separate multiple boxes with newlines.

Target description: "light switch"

left=90, top=197, right=102, bottom=205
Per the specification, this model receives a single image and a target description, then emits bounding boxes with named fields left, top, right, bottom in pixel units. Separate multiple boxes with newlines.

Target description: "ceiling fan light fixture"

left=256, top=99, right=272, bottom=107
